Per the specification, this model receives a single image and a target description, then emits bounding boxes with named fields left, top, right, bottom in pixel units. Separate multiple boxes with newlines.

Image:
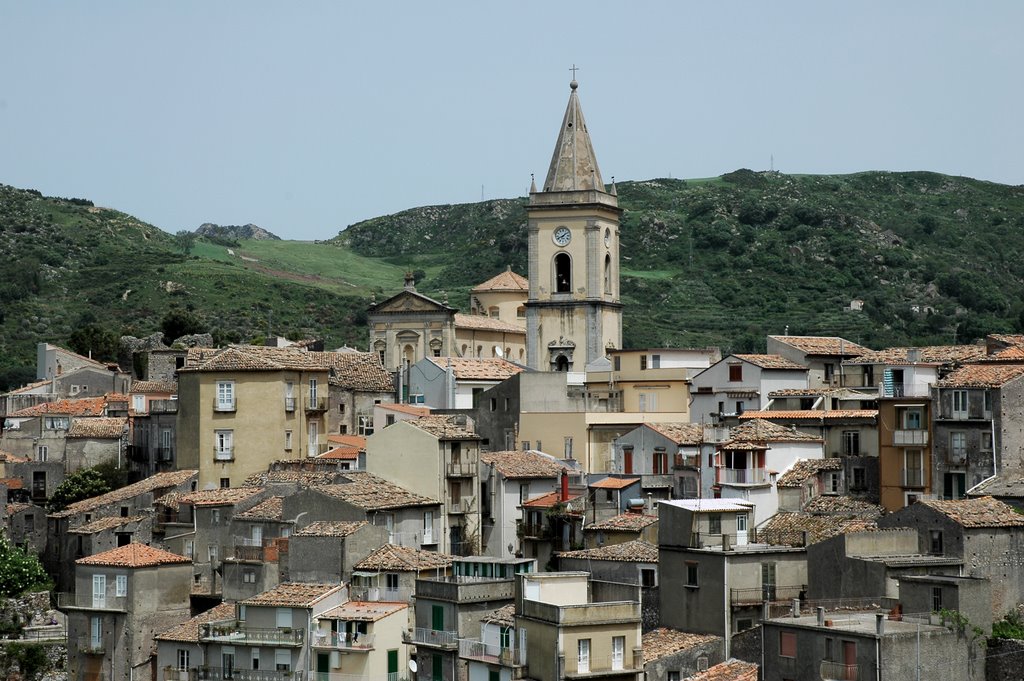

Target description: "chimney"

left=817, top=607, right=825, bottom=626
left=875, top=613, right=885, bottom=636
left=722, top=533, right=731, bottom=552
left=560, top=469, right=569, bottom=502
left=645, top=493, right=653, bottom=513
left=791, top=599, right=800, bottom=618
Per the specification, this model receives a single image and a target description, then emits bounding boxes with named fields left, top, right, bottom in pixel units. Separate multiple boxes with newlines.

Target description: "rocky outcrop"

left=195, top=223, right=280, bottom=241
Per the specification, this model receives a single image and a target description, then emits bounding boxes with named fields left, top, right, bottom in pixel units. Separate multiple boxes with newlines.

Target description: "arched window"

left=516, top=306, right=526, bottom=319
left=555, top=355, right=570, bottom=372
left=554, top=253, right=571, bottom=293
left=604, top=254, right=612, bottom=295
left=488, top=306, right=500, bottom=318
left=476, top=345, right=483, bottom=358
left=461, top=344, right=468, bottom=357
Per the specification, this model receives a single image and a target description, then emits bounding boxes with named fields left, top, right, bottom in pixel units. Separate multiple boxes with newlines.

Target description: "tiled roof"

left=733, top=354, right=805, bottom=370
left=2, top=379, right=53, bottom=396
left=768, top=336, right=870, bottom=357
left=327, top=434, right=368, bottom=448
left=130, top=380, right=176, bottom=394
left=586, top=513, right=658, bottom=532
left=241, top=582, right=343, bottom=608
left=646, top=422, right=704, bottom=445
left=50, top=469, right=197, bottom=518
left=312, top=473, right=439, bottom=510
left=642, top=627, right=720, bottom=663
left=845, top=345, right=986, bottom=366
left=721, top=419, right=822, bottom=447
left=5, top=503, right=32, bottom=515
left=76, top=542, right=191, bottom=567
left=67, top=417, right=128, bottom=439
left=0, top=450, right=30, bottom=464
left=376, top=403, right=431, bottom=417
left=453, top=313, right=526, bottom=334
left=481, top=450, right=567, bottom=479
left=758, top=512, right=877, bottom=547
left=557, top=539, right=658, bottom=563
left=987, top=334, right=1024, bottom=347
left=776, top=458, right=844, bottom=488
left=427, top=357, right=524, bottom=381
left=243, top=468, right=340, bottom=487
left=318, top=601, right=407, bottom=621
left=471, top=268, right=529, bottom=293
left=481, top=603, right=516, bottom=627
left=662, top=499, right=754, bottom=512
left=155, top=602, right=236, bottom=643
left=409, top=415, right=479, bottom=439
left=917, top=496, right=1024, bottom=528
left=319, top=447, right=359, bottom=460
left=968, top=473, right=1024, bottom=498
left=980, top=346, right=1024, bottom=363
left=69, top=515, right=148, bottom=534
left=936, top=364, right=1024, bottom=388
left=802, top=495, right=885, bottom=516
left=590, top=477, right=640, bottom=490
left=294, top=520, right=368, bottom=537
left=183, top=487, right=264, bottom=508
left=354, top=544, right=454, bottom=572
left=9, top=396, right=108, bottom=418
left=0, top=479, right=23, bottom=490
left=739, top=410, right=877, bottom=421
left=327, top=352, right=395, bottom=392
left=521, top=491, right=585, bottom=513
left=234, top=496, right=284, bottom=521
left=768, top=388, right=838, bottom=397
left=687, top=660, right=758, bottom=681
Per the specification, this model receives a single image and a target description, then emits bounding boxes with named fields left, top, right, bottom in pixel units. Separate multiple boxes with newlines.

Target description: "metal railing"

left=569, top=651, right=632, bottom=675
left=213, top=399, right=237, bottom=412
left=520, top=523, right=553, bottom=539
left=57, top=592, right=127, bottom=611
left=305, top=396, right=328, bottom=412
left=199, top=622, right=304, bottom=645
left=76, top=635, right=106, bottom=655
left=214, top=447, right=234, bottom=461
left=674, top=454, right=700, bottom=469
left=150, top=399, right=179, bottom=414
left=199, top=668, right=303, bottom=681
left=459, top=639, right=523, bottom=665
left=446, top=461, right=477, bottom=477
left=893, top=429, right=928, bottom=446
left=311, top=630, right=374, bottom=650
left=717, top=467, right=766, bottom=484
left=348, top=585, right=412, bottom=603
left=284, top=397, right=296, bottom=412
left=730, top=584, right=805, bottom=605
left=403, top=627, right=458, bottom=648
left=820, top=660, right=859, bottom=681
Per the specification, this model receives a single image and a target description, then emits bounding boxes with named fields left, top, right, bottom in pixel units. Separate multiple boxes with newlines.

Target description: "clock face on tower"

left=553, top=226, right=572, bottom=247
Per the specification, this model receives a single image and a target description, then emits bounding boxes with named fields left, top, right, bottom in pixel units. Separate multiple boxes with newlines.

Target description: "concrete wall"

left=288, top=524, right=389, bottom=583
left=644, top=636, right=724, bottom=681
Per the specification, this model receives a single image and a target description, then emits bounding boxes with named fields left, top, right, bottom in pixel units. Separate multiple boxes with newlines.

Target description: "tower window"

left=555, top=356, right=570, bottom=372
left=604, top=254, right=611, bottom=294
left=554, top=253, right=571, bottom=293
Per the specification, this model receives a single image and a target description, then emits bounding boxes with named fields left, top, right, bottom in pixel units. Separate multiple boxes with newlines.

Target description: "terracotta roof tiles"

left=50, top=469, right=197, bottom=519
left=66, top=417, right=128, bottom=439
left=69, top=515, right=148, bottom=534
left=241, top=582, right=344, bottom=608
left=376, top=403, right=431, bottom=417
left=312, top=473, right=439, bottom=510
left=917, top=496, right=1024, bottom=528
left=409, top=415, right=480, bottom=440
left=234, top=496, right=284, bottom=521
left=802, top=496, right=885, bottom=516
left=9, top=397, right=108, bottom=418
left=481, top=603, right=516, bottom=627
left=471, top=268, right=529, bottom=293
left=936, top=364, right=1024, bottom=388
left=733, top=354, right=806, bottom=370
left=327, top=352, right=395, bottom=392
left=480, top=450, right=567, bottom=479
left=318, top=601, right=408, bottom=621
left=768, top=336, right=870, bottom=356
left=354, top=544, right=455, bottom=572
left=130, top=380, right=177, bottom=394
left=721, top=419, right=823, bottom=447
left=688, top=660, right=759, bottom=681
left=557, top=539, right=658, bottom=563
left=758, top=512, right=877, bottom=547
left=642, top=627, right=720, bottom=663
left=776, top=458, right=844, bottom=488
left=76, top=542, right=191, bottom=567
left=586, top=513, right=658, bottom=532
left=327, top=434, right=368, bottom=448
left=453, top=313, right=526, bottom=334
left=845, top=345, right=986, bottom=366
left=426, top=357, right=524, bottom=381
left=155, top=603, right=236, bottom=643
left=590, top=477, right=640, bottom=490
left=646, top=422, right=704, bottom=446
left=739, top=410, right=877, bottom=421
left=294, top=520, right=368, bottom=537
left=183, top=487, right=265, bottom=508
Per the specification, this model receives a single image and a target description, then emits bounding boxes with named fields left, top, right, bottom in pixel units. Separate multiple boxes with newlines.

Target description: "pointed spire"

left=610, top=176, right=617, bottom=196
left=530, top=173, right=537, bottom=194
left=543, top=78, right=605, bottom=193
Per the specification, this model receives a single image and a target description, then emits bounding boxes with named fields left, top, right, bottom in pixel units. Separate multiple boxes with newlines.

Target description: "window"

left=984, top=390, right=993, bottom=415
left=653, top=449, right=668, bottom=475
left=611, top=636, right=624, bottom=670
left=640, top=567, right=656, bottom=587
left=358, top=416, right=374, bottom=437
left=708, top=514, right=721, bottom=535
left=276, top=608, right=292, bottom=628
left=952, top=390, right=968, bottom=419
left=564, top=436, right=573, bottom=459
left=36, top=445, right=47, bottom=462
left=651, top=354, right=661, bottom=369
left=640, top=355, right=647, bottom=371
left=668, top=673, right=680, bottom=681
left=944, top=472, right=966, bottom=500
left=177, top=649, right=190, bottom=670
left=184, top=541, right=194, bottom=558
left=517, top=306, right=526, bottom=319
left=212, top=509, right=221, bottom=525
left=132, top=394, right=146, bottom=413
left=44, top=416, right=69, bottom=430
left=852, top=467, right=867, bottom=491
left=639, top=392, right=658, bottom=412
left=825, top=471, right=841, bottom=494
left=685, top=562, right=698, bottom=587
left=577, top=638, right=590, bottom=673
left=214, top=430, right=233, bottom=460
left=90, top=616, right=102, bottom=650
left=115, top=574, right=127, bottom=597
left=309, top=378, right=318, bottom=405
left=779, top=631, right=797, bottom=658
left=982, top=432, right=993, bottom=452
left=904, top=450, right=924, bottom=487
left=209, top=545, right=218, bottom=563
left=554, top=253, right=571, bottom=293
left=842, top=431, right=860, bottom=456
left=490, top=398, right=497, bottom=412
left=932, top=586, right=943, bottom=612
left=243, top=569, right=256, bottom=583
left=284, top=430, right=292, bottom=451
left=901, top=407, right=923, bottom=430
left=220, top=477, right=230, bottom=489
left=728, top=364, right=743, bottom=382
left=274, top=648, right=291, bottom=672
left=338, top=403, right=346, bottom=414
left=950, top=432, right=967, bottom=461
left=736, top=619, right=754, bottom=632
left=735, top=401, right=745, bottom=415
left=216, top=381, right=235, bottom=410
left=386, top=414, right=396, bottom=426
left=24, top=514, right=33, bottom=533
left=930, top=530, right=944, bottom=555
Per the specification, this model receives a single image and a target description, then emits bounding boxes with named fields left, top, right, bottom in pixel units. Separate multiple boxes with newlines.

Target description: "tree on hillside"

left=46, top=468, right=111, bottom=512
left=174, top=230, right=197, bottom=255
left=68, top=324, right=119, bottom=363
left=161, top=308, right=206, bottom=340
left=0, top=535, right=50, bottom=597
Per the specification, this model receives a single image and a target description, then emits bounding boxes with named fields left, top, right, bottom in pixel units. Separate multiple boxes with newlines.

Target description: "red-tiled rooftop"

left=453, top=313, right=526, bottom=334
left=234, top=496, right=284, bottom=521
left=586, top=513, right=658, bottom=532
left=721, top=419, right=823, bottom=447
left=426, top=357, right=524, bottom=381
left=183, top=487, right=265, bottom=508
left=471, top=268, right=529, bottom=293
left=130, top=380, right=177, bottom=394
left=589, top=477, right=640, bottom=490
left=50, top=469, right=198, bottom=519
left=312, top=473, right=439, bottom=510
left=76, top=542, right=191, bottom=568
left=294, top=521, right=368, bottom=537
left=408, top=414, right=480, bottom=439
left=156, top=602, right=236, bottom=642
left=67, top=417, right=128, bottom=439
left=936, top=363, right=1024, bottom=388
left=646, top=422, right=704, bottom=445
left=845, top=345, right=986, bottom=366
left=376, top=403, right=432, bottom=417
left=241, top=582, right=343, bottom=608
left=354, top=544, right=454, bottom=572
left=9, top=396, right=108, bottom=418
left=326, top=434, right=368, bottom=448
left=739, top=410, right=877, bottom=421
left=642, top=627, right=720, bottom=663
left=732, top=354, right=806, bottom=370
left=481, top=450, right=567, bottom=479
left=557, top=540, right=658, bottom=563
left=776, top=458, right=844, bottom=488
left=318, top=601, right=408, bottom=621
left=688, top=660, right=758, bottom=681
left=768, top=335, right=870, bottom=357
left=917, top=496, right=1024, bottom=528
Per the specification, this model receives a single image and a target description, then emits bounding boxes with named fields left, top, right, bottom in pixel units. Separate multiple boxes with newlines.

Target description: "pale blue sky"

left=1, top=2, right=1021, bottom=240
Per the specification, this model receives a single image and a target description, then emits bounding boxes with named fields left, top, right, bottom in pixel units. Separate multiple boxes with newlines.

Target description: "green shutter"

left=432, top=654, right=443, bottom=681
left=432, top=604, right=444, bottom=631
left=388, top=650, right=399, bottom=675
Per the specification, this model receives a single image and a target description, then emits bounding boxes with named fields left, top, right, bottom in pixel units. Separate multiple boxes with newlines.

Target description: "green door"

left=317, top=653, right=330, bottom=681
left=388, top=649, right=399, bottom=680
left=432, top=654, right=443, bottom=681
left=432, top=604, right=444, bottom=631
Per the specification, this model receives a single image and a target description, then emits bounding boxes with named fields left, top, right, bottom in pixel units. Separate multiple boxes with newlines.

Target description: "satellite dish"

left=409, top=660, right=418, bottom=673
left=494, top=346, right=503, bottom=358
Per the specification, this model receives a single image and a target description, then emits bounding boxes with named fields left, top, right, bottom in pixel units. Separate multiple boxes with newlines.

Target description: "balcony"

left=311, top=630, right=374, bottom=651
left=57, top=592, right=127, bottom=612
left=199, top=622, right=304, bottom=646
left=520, top=523, right=554, bottom=540
left=402, top=627, right=458, bottom=649
left=902, top=468, right=925, bottom=488
left=893, top=429, right=928, bottom=446
left=214, top=447, right=234, bottom=462
left=729, top=584, right=805, bottom=606
left=305, top=395, right=328, bottom=412
left=213, top=399, right=237, bottom=413
left=716, top=467, right=767, bottom=485
left=415, top=576, right=515, bottom=604
left=447, top=498, right=473, bottom=515
left=77, top=635, right=107, bottom=655
left=566, top=652, right=634, bottom=678
left=820, top=660, right=859, bottom=681
left=161, top=668, right=193, bottom=681
left=459, top=639, right=523, bottom=666
left=348, top=585, right=412, bottom=603
left=674, top=454, right=700, bottom=469
left=446, top=460, right=477, bottom=477
left=198, top=668, right=303, bottom=681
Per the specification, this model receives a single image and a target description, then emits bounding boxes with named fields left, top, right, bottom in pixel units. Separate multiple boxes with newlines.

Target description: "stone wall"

left=986, top=638, right=1024, bottom=681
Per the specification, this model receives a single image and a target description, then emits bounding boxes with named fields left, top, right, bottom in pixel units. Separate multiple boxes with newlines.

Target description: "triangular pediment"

left=370, top=290, right=455, bottom=315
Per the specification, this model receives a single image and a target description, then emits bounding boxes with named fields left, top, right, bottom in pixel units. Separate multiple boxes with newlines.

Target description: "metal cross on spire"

left=569, top=63, right=579, bottom=80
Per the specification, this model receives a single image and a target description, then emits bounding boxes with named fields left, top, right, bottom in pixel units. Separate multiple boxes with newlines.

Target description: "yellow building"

left=525, top=79, right=622, bottom=372
left=177, top=346, right=385, bottom=489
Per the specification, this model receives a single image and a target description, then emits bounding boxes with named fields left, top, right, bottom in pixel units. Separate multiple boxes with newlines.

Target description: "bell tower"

left=525, top=78, right=622, bottom=371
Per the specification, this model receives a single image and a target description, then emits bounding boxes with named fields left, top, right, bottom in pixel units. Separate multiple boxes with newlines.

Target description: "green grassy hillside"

left=2, top=169, right=1024, bottom=386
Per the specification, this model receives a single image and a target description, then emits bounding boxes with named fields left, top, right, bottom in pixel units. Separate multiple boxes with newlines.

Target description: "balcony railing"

left=902, top=468, right=924, bottom=488
left=459, top=639, right=523, bottom=666
left=348, top=585, right=412, bottom=603
left=284, top=397, right=296, bottom=412
left=199, top=622, right=304, bottom=646
left=311, top=630, right=374, bottom=651
left=150, top=399, right=179, bottom=414
left=213, top=399, right=237, bottom=412
left=448, top=498, right=472, bottom=515
left=305, top=395, right=328, bottom=412
left=717, top=467, right=767, bottom=485
left=729, top=584, right=805, bottom=605
left=161, top=667, right=193, bottom=681
left=820, top=660, right=859, bottom=681
left=57, top=592, right=127, bottom=611
left=893, top=429, right=928, bottom=446
left=567, top=652, right=633, bottom=677
left=688, top=531, right=764, bottom=549
left=77, top=635, right=107, bottom=655
left=233, top=545, right=265, bottom=561
left=403, top=627, right=458, bottom=648
left=446, top=461, right=477, bottom=477
left=520, top=523, right=553, bottom=540
left=157, top=447, right=175, bottom=462
left=214, top=447, right=234, bottom=462
left=674, top=454, right=700, bottom=469
left=199, top=668, right=303, bottom=681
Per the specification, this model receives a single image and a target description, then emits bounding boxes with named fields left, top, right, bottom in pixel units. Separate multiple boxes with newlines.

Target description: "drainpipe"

left=723, top=554, right=730, bottom=658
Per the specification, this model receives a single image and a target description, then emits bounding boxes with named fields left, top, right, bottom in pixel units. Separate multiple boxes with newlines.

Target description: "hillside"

left=2, top=170, right=1024, bottom=384
left=194, top=222, right=281, bottom=241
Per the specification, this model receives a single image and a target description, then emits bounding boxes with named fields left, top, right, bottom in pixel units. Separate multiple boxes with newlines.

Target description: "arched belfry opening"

left=555, top=355, right=570, bottom=372
left=604, top=254, right=612, bottom=295
left=554, top=253, right=572, bottom=293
